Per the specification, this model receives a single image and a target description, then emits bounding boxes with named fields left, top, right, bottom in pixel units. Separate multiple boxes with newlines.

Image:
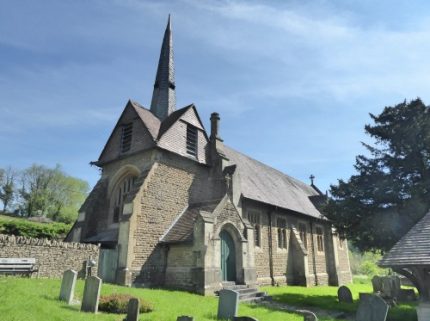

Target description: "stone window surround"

left=247, top=209, right=262, bottom=251
left=276, top=216, right=287, bottom=252
left=298, top=221, right=308, bottom=250
left=315, top=224, right=325, bottom=254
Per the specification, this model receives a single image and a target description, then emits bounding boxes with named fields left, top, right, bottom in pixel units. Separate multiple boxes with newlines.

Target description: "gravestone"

left=217, top=289, right=239, bottom=320
left=59, top=269, right=77, bottom=304
left=356, top=294, right=389, bottom=321
left=337, top=285, right=353, bottom=303
left=81, top=276, right=102, bottom=313
left=126, top=298, right=140, bottom=321
left=372, top=276, right=400, bottom=298
left=297, top=310, right=318, bottom=321
left=177, top=316, right=194, bottom=321
left=234, top=317, right=259, bottom=321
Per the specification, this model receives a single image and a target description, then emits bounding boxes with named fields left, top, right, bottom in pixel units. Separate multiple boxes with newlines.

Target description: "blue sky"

left=2, top=0, right=430, bottom=192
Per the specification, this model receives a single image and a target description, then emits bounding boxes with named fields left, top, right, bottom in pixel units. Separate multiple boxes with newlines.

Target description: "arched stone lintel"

left=108, top=164, right=141, bottom=196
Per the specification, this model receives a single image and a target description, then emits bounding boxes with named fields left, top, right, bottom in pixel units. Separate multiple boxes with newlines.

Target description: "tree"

left=324, top=98, right=430, bottom=252
left=0, top=167, right=16, bottom=212
left=19, top=164, right=89, bottom=222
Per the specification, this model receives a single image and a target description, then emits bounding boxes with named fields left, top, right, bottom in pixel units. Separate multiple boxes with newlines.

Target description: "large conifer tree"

left=324, top=99, right=430, bottom=252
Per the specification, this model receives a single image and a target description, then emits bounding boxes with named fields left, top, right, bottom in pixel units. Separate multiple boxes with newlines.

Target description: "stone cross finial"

left=310, top=174, right=315, bottom=185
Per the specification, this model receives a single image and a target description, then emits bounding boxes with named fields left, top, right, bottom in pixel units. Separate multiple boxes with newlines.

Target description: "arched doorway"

left=220, top=230, right=236, bottom=282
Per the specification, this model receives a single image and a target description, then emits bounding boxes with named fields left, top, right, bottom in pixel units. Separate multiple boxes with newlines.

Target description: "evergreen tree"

left=324, top=99, right=430, bottom=252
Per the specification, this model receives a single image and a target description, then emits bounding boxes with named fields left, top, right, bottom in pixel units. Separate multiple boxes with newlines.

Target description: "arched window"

left=111, top=175, right=136, bottom=223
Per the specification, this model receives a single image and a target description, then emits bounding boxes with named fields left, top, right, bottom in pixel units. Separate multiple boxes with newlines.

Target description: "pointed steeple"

left=150, top=15, right=176, bottom=121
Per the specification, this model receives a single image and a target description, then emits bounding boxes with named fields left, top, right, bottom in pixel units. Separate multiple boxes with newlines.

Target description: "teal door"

left=220, top=230, right=236, bottom=281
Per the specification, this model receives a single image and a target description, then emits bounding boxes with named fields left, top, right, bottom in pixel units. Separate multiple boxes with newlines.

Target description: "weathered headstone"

left=234, top=317, right=259, bottom=321
left=59, top=269, right=77, bottom=304
left=177, top=316, right=194, bottom=321
left=356, top=294, right=389, bottom=321
left=372, top=276, right=383, bottom=293
left=297, top=310, right=318, bottom=321
left=217, top=289, right=239, bottom=320
left=126, top=298, right=140, bottom=321
left=372, top=276, right=400, bottom=299
left=81, top=276, right=102, bottom=313
left=337, top=285, right=353, bottom=303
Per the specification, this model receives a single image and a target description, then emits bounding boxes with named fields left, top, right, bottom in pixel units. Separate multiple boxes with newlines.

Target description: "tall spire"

left=150, top=14, right=176, bottom=121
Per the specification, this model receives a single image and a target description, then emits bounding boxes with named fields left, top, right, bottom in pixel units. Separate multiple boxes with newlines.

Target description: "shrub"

left=0, top=218, right=71, bottom=240
left=98, top=294, right=153, bottom=314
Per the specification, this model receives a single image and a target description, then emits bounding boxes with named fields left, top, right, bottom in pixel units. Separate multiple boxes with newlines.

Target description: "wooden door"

left=220, top=230, right=236, bottom=282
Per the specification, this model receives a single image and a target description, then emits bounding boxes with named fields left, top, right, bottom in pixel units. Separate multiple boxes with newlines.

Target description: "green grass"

left=0, top=278, right=331, bottom=321
left=262, top=282, right=418, bottom=321
left=0, top=277, right=418, bottom=321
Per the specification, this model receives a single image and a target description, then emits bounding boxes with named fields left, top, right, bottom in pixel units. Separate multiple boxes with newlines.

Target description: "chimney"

left=210, top=112, right=222, bottom=141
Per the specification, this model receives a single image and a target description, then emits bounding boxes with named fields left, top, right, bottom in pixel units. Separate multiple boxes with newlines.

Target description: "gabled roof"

left=160, top=201, right=220, bottom=244
left=379, top=211, right=430, bottom=267
left=157, top=104, right=193, bottom=140
left=129, top=100, right=160, bottom=139
left=224, top=146, right=324, bottom=219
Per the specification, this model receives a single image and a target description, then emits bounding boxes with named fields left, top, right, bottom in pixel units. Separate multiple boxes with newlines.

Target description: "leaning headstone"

left=381, top=276, right=400, bottom=298
left=356, top=294, right=389, bottom=321
left=337, top=285, right=353, bottom=303
left=234, top=317, right=259, bottom=321
left=126, top=298, right=140, bottom=321
left=177, top=316, right=194, bottom=321
left=59, top=269, right=77, bottom=304
left=81, top=276, right=102, bottom=313
left=297, top=310, right=318, bottom=321
left=217, top=289, right=239, bottom=320
left=372, top=276, right=383, bottom=293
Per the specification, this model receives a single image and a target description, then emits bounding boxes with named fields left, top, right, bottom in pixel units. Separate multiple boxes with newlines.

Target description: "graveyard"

left=0, top=276, right=418, bottom=321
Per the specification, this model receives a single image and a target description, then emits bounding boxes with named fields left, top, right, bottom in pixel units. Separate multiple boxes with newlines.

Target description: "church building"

left=66, top=17, right=352, bottom=295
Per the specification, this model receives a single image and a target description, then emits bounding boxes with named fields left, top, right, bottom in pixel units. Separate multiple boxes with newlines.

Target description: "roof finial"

left=310, top=174, right=315, bottom=185
left=150, top=14, right=176, bottom=120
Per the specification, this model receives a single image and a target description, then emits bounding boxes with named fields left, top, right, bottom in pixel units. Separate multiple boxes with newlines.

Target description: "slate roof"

left=161, top=201, right=219, bottom=244
left=129, top=100, right=161, bottom=139
left=379, top=211, right=430, bottom=267
left=224, top=146, right=324, bottom=219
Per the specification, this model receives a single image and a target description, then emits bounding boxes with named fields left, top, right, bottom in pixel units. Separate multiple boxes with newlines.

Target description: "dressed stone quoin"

left=66, top=16, right=352, bottom=295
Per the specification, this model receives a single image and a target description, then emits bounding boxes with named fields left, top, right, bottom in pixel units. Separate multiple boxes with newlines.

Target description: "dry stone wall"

left=0, top=234, right=99, bottom=278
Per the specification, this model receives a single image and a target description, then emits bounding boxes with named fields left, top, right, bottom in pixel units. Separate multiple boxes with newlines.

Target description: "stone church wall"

left=242, top=200, right=338, bottom=286
left=0, top=234, right=99, bottom=278
left=130, top=156, right=213, bottom=285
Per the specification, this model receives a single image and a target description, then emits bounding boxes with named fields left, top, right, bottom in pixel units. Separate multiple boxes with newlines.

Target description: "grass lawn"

left=0, top=277, right=343, bottom=321
left=262, top=283, right=418, bottom=321
left=0, top=277, right=419, bottom=321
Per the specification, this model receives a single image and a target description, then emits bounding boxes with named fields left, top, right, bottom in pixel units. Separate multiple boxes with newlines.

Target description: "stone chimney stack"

left=210, top=112, right=222, bottom=141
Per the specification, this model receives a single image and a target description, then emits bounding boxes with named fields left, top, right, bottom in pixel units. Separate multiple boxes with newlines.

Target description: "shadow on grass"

left=265, top=292, right=418, bottom=321
left=268, top=293, right=357, bottom=313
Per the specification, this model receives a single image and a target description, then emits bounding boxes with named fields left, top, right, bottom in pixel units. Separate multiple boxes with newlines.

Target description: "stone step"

left=235, top=287, right=258, bottom=295
left=223, top=284, right=249, bottom=291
